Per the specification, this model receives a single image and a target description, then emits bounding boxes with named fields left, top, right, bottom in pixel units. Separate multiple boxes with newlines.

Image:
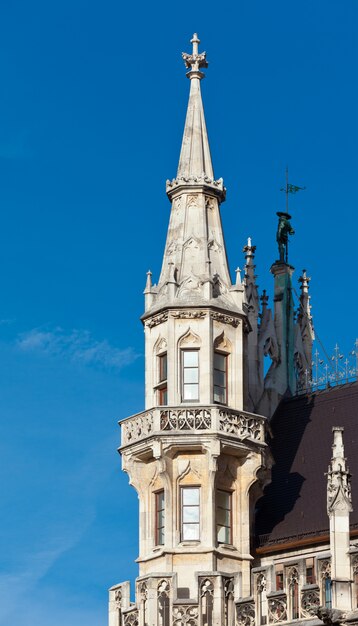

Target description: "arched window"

left=257, top=573, right=267, bottom=625
left=288, top=567, right=299, bottom=620
left=178, top=330, right=201, bottom=402
left=213, top=333, right=231, bottom=405
left=320, top=560, right=332, bottom=608
left=224, top=578, right=235, bottom=626
left=200, top=579, right=214, bottom=626
left=140, top=582, right=148, bottom=626
left=157, top=579, right=170, bottom=626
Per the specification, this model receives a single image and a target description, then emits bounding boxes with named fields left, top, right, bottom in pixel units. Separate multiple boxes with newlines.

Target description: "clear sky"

left=0, top=1, right=357, bottom=624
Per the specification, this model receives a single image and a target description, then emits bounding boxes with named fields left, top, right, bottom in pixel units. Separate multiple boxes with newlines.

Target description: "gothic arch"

left=214, top=331, right=232, bottom=353
left=178, top=328, right=201, bottom=349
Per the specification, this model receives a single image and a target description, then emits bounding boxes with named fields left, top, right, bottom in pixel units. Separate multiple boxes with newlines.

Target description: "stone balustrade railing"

left=120, top=405, right=266, bottom=447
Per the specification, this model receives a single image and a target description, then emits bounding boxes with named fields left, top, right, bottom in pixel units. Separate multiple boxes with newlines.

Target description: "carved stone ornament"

left=224, top=577, right=234, bottom=597
left=173, top=605, right=199, bottom=626
left=171, top=311, right=206, bottom=320
left=205, top=196, right=215, bottom=210
left=146, top=312, right=169, bottom=329
left=179, top=330, right=201, bottom=347
left=187, top=195, right=198, bottom=208
left=236, top=601, right=255, bottom=626
left=160, top=408, right=211, bottom=431
left=157, top=579, right=170, bottom=596
left=319, top=559, right=331, bottom=579
left=316, top=607, right=347, bottom=626
left=301, top=588, right=320, bottom=617
left=219, top=409, right=263, bottom=441
left=121, top=411, right=153, bottom=445
left=139, top=581, right=148, bottom=602
left=155, top=337, right=167, bottom=354
left=287, top=566, right=299, bottom=586
left=123, top=610, right=139, bottom=626
left=257, top=573, right=266, bottom=593
left=268, top=595, right=287, bottom=623
left=352, top=554, right=358, bottom=574
left=200, top=578, right=214, bottom=596
left=327, top=465, right=352, bottom=514
left=210, top=311, right=240, bottom=328
left=214, top=331, right=231, bottom=352
left=114, top=588, right=122, bottom=609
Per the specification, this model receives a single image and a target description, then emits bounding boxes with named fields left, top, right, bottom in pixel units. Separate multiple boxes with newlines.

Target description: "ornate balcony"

left=120, top=405, right=266, bottom=448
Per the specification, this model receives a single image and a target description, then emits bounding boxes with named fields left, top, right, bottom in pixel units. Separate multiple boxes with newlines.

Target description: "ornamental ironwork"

left=297, top=341, right=358, bottom=394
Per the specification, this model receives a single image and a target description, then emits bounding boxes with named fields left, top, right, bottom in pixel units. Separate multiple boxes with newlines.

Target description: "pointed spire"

left=243, top=237, right=260, bottom=317
left=177, top=34, right=214, bottom=181
left=144, top=270, right=152, bottom=292
left=297, top=268, right=315, bottom=355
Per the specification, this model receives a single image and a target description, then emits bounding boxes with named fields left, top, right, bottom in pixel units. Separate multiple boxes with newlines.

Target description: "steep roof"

left=255, top=382, right=358, bottom=549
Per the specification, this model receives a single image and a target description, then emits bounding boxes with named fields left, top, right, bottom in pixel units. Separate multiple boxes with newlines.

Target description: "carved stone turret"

left=327, top=427, right=353, bottom=611
left=109, top=35, right=269, bottom=626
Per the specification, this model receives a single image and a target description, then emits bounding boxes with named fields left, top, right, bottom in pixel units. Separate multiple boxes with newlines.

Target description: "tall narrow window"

left=288, top=568, right=299, bottom=620
left=257, top=574, right=267, bottom=625
left=201, top=579, right=214, bottom=626
left=224, top=578, right=235, bottom=626
left=157, top=353, right=167, bottom=405
left=155, top=490, right=165, bottom=545
left=182, top=350, right=199, bottom=401
left=306, top=557, right=315, bottom=584
left=324, top=577, right=332, bottom=608
left=181, top=487, right=200, bottom=540
left=216, top=490, right=232, bottom=544
left=275, top=564, right=283, bottom=591
left=214, top=352, right=227, bottom=404
left=157, top=580, right=170, bottom=626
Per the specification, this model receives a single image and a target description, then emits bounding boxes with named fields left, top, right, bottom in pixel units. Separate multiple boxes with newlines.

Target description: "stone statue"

left=276, top=212, right=295, bottom=263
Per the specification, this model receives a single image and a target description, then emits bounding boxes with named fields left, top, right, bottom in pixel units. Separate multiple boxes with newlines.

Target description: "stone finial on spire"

left=243, top=237, right=260, bottom=316
left=182, top=33, right=208, bottom=79
left=327, top=427, right=352, bottom=515
left=144, top=270, right=154, bottom=311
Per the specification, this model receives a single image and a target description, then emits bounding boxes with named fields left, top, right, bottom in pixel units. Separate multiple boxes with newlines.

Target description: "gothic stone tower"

left=108, top=35, right=269, bottom=626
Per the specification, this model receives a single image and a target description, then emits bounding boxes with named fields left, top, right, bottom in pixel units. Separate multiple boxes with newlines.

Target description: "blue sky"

left=0, top=1, right=357, bottom=624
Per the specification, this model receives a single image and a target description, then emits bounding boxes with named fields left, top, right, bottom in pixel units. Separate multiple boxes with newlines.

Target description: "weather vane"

left=276, top=167, right=306, bottom=264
